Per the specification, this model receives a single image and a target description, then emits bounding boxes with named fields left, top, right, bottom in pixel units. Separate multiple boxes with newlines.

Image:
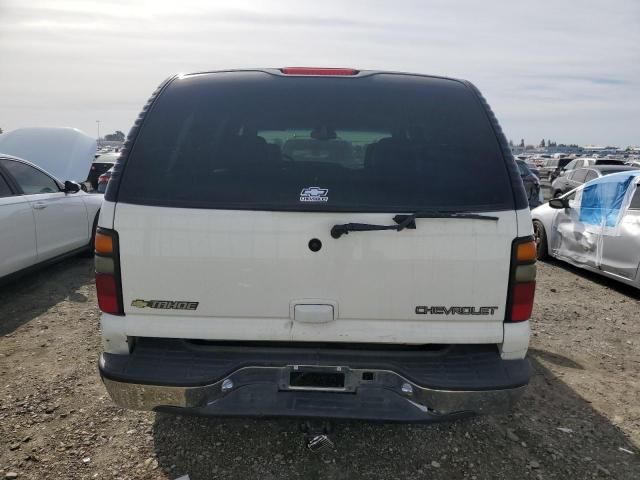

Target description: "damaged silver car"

left=532, top=171, right=640, bottom=288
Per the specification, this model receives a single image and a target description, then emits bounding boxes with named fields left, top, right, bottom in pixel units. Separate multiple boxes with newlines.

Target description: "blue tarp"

left=579, top=172, right=638, bottom=227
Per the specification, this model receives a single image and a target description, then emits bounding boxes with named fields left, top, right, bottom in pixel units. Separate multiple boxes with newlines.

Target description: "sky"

left=0, top=0, right=639, bottom=147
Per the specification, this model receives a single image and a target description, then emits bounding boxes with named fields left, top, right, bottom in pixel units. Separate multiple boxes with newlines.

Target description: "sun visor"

left=0, top=127, right=97, bottom=182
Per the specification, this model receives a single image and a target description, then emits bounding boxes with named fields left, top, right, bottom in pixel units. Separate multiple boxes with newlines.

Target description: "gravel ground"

left=0, top=256, right=639, bottom=479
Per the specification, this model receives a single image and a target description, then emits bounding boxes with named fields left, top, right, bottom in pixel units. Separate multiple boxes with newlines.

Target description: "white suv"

left=96, top=68, right=535, bottom=422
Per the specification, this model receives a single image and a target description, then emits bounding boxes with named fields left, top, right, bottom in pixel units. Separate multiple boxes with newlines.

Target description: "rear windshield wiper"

left=330, top=211, right=499, bottom=239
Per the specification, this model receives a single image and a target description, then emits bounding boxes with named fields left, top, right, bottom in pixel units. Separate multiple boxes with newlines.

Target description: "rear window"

left=0, top=172, right=12, bottom=197
left=516, top=161, right=530, bottom=176
left=570, top=169, right=588, bottom=183
left=600, top=168, right=631, bottom=176
left=94, top=154, right=118, bottom=164
left=584, top=170, right=598, bottom=182
left=117, top=72, right=514, bottom=212
left=559, top=158, right=572, bottom=168
left=630, top=186, right=640, bottom=210
left=595, top=159, right=623, bottom=166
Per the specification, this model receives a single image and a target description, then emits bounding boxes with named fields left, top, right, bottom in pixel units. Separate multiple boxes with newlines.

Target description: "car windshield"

left=118, top=72, right=514, bottom=212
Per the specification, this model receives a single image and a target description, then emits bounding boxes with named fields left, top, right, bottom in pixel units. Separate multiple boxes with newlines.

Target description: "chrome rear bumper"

left=102, top=364, right=527, bottom=421
left=100, top=339, right=529, bottom=421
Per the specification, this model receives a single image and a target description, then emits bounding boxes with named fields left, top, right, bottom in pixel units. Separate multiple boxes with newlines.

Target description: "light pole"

left=96, top=120, right=101, bottom=146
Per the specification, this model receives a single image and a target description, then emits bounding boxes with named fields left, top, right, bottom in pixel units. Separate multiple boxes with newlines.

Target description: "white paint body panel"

left=500, top=321, right=530, bottom=360
left=0, top=195, right=37, bottom=277
left=0, top=190, right=101, bottom=277
left=98, top=200, right=117, bottom=229
left=0, top=156, right=103, bottom=278
left=110, top=203, right=523, bottom=345
left=28, top=192, right=89, bottom=261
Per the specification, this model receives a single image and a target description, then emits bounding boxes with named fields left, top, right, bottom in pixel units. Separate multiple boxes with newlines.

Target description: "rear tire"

left=533, top=220, right=548, bottom=260
left=552, top=190, right=563, bottom=198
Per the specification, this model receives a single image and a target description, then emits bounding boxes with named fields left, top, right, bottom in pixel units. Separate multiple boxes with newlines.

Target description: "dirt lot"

left=1, top=257, right=639, bottom=480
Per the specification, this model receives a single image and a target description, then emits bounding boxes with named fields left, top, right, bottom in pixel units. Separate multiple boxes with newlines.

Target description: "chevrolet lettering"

left=415, top=306, right=500, bottom=315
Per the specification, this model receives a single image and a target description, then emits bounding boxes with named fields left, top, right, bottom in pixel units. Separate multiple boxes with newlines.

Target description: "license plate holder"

left=281, top=365, right=354, bottom=392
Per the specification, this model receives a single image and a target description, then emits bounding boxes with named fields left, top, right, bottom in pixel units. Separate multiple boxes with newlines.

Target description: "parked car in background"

left=519, top=158, right=541, bottom=178
left=532, top=171, right=640, bottom=289
left=531, top=157, right=546, bottom=168
left=516, top=159, right=543, bottom=208
left=537, top=159, right=554, bottom=180
left=552, top=157, right=595, bottom=181
left=527, top=163, right=541, bottom=178
left=0, top=128, right=102, bottom=281
left=526, top=155, right=549, bottom=168
left=554, top=158, right=625, bottom=182
left=97, top=68, right=534, bottom=423
left=97, top=167, right=114, bottom=193
left=88, top=152, right=119, bottom=190
left=542, top=157, right=573, bottom=181
left=551, top=165, right=637, bottom=198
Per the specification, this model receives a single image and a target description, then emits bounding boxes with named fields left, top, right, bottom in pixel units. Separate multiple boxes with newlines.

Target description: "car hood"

left=0, top=127, right=97, bottom=182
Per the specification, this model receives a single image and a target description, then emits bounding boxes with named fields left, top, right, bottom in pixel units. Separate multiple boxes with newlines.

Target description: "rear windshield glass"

left=117, top=72, right=513, bottom=212
left=516, top=161, right=530, bottom=176
left=600, top=168, right=633, bottom=175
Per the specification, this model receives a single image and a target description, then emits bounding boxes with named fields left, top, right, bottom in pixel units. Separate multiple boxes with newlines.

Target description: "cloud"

left=0, top=0, right=638, bottom=146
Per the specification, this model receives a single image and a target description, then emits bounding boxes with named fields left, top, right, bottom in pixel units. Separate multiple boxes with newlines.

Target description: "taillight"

left=94, top=228, right=123, bottom=315
left=95, top=274, right=119, bottom=313
left=280, top=67, right=359, bottom=76
left=506, top=237, right=536, bottom=322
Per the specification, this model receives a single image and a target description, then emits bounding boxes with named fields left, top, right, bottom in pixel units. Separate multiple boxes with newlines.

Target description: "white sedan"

left=0, top=128, right=103, bottom=280
left=531, top=171, right=640, bottom=289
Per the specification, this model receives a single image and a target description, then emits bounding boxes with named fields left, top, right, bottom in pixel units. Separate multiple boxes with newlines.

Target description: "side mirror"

left=549, top=198, right=569, bottom=209
left=64, top=180, right=81, bottom=193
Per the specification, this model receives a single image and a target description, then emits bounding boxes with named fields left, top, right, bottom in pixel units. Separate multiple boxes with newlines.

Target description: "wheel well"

left=532, top=219, right=548, bottom=257
left=90, top=209, right=100, bottom=242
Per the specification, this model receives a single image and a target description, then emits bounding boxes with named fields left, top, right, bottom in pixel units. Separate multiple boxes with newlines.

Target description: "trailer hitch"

left=301, top=420, right=335, bottom=452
